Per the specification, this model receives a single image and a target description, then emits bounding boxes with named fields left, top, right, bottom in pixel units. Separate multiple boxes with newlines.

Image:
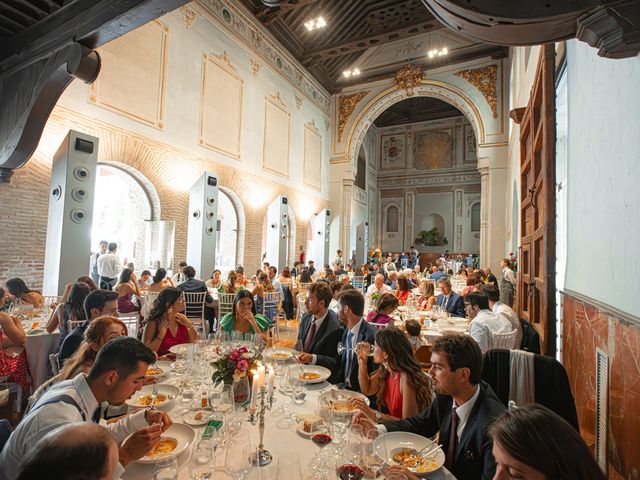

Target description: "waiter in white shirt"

left=97, top=242, right=122, bottom=290
left=89, top=240, right=108, bottom=285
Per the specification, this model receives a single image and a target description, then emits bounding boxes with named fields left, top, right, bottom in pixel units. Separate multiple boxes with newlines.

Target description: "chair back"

left=141, top=291, right=160, bottom=319
left=262, top=292, right=279, bottom=321
left=118, top=314, right=140, bottom=339
left=296, top=293, right=307, bottom=319
left=0, top=419, right=12, bottom=452
left=68, top=319, right=84, bottom=331
left=492, top=329, right=519, bottom=350
left=218, top=292, right=235, bottom=318
left=49, top=353, right=60, bottom=376
left=298, top=282, right=312, bottom=294
left=351, top=276, right=364, bottom=290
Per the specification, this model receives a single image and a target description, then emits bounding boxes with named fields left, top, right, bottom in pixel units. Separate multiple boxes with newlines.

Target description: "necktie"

left=445, top=408, right=459, bottom=470
left=443, top=295, right=449, bottom=311
left=344, top=331, right=354, bottom=385
left=304, top=319, right=317, bottom=352
left=92, top=406, right=102, bottom=423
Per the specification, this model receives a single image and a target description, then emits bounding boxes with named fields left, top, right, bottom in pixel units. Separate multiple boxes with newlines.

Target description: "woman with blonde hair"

left=417, top=280, right=436, bottom=310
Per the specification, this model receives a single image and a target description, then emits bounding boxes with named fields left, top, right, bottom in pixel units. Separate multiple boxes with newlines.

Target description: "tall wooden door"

left=518, top=44, right=556, bottom=356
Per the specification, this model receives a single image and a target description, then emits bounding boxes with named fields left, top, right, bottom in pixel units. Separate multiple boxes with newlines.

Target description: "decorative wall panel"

left=413, top=128, right=455, bottom=170
left=303, top=120, right=322, bottom=190
left=263, top=93, right=290, bottom=177
left=89, top=20, right=168, bottom=129
left=199, top=51, right=243, bottom=159
left=380, top=134, right=405, bottom=170
left=464, top=124, right=477, bottom=162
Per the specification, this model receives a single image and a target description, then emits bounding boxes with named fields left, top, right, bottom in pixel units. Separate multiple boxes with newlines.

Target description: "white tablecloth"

left=121, top=370, right=456, bottom=480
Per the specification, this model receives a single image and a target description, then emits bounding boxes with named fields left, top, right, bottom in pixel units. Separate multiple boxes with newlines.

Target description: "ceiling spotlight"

left=428, top=47, right=449, bottom=59
left=343, top=68, right=361, bottom=78
left=304, top=16, right=327, bottom=31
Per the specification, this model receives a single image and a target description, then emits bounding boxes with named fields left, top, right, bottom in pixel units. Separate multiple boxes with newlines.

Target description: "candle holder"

left=248, top=386, right=273, bottom=466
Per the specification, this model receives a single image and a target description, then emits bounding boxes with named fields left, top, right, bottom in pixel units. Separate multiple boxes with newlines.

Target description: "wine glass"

left=189, top=439, right=215, bottom=480
left=225, top=443, right=257, bottom=480
left=310, top=414, right=333, bottom=461
left=362, top=430, right=384, bottom=479
left=153, top=456, right=178, bottom=480
left=330, top=410, right=351, bottom=456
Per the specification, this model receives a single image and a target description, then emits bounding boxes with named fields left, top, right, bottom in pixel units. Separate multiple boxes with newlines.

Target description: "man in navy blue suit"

left=436, top=277, right=466, bottom=318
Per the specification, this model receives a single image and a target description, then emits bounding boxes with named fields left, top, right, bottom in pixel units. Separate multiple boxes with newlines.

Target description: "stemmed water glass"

left=362, top=430, right=384, bottom=479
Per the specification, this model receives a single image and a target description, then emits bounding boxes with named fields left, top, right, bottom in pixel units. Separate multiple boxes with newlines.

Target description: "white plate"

left=263, top=347, right=296, bottom=361
left=146, top=360, right=172, bottom=379
left=135, top=423, right=196, bottom=464
left=183, top=410, right=210, bottom=427
left=289, top=365, right=331, bottom=384
left=126, top=384, right=180, bottom=410
left=318, top=389, right=370, bottom=412
left=296, top=421, right=312, bottom=438
left=374, top=431, right=445, bottom=476
left=168, top=343, right=195, bottom=355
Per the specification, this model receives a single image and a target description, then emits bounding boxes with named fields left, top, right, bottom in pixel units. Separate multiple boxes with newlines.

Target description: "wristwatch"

left=375, top=410, right=383, bottom=422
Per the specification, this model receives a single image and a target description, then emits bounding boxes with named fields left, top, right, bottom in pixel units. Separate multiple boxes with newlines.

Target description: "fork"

left=413, top=443, right=443, bottom=465
left=149, top=382, right=158, bottom=410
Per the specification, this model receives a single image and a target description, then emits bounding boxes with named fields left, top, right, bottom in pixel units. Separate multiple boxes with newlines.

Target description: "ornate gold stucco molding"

left=454, top=65, right=498, bottom=119
left=338, top=91, right=369, bottom=142
left=394, top=64, right=426, bottom=96
left=180, top=5, right=197, bottom=29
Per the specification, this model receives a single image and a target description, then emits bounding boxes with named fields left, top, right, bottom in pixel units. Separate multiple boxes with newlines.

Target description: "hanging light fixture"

left=343, top=68, right=361, bottom=78
left=304, top=16, right=327, bottom=31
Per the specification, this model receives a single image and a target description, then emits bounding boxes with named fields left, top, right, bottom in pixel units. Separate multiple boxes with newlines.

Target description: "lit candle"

left=257, top=364, right=266, bottom=388
left=250, top=369, right=259, bottom=409
left=267, top=365, right=275, bottom=392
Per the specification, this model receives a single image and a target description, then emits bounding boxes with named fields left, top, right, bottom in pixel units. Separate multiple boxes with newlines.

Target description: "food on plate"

left=302, top=417, right=323, bottom=433
left=414, top=458, right=440, bottom=473
left=194, top=412, right=204, bottom=421
left=299, top=372, right=321, bottom=381
left=392, top=447, right=439, bottom=470
left=271, top=352, right=290, bottom=360
left=136, top=394, right=167, bottom=406
left=326, top=400, right=357, bottom=412
left=146, top=438, right=177, bottom=459
left=147, top=366, right=163, bottom=375
left=393, top=447, right=418, bottom=465
left=31, top=322, right=40, bottom=329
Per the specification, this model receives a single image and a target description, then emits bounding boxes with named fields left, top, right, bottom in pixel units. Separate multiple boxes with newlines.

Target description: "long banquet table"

left=121, top=362, right=456, bottom=480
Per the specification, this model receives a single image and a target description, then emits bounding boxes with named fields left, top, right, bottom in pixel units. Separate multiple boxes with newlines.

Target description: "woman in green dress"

left=219, top=289, right=270, bottom=342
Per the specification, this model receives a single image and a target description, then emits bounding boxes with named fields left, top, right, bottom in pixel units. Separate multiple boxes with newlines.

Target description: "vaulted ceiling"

left=373, top=96, right=462, bottom=128
left=237, top=0, right=508, bottom=92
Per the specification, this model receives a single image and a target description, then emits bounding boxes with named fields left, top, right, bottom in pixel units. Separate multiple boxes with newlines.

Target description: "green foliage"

left=415, top=228, right=448, bottom=247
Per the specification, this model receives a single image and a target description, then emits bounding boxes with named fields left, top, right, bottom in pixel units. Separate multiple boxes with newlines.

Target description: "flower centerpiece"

left=211, top=345, right=261, bottom=385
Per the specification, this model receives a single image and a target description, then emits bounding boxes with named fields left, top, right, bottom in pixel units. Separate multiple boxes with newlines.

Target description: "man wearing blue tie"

left=307, top=289, right=377, bottom=392
left=436, top=278, right=466, bottom=318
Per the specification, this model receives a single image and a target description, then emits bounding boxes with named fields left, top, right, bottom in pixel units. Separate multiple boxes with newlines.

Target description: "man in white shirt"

left=268, top=266, right=283, bottom=298
left=97, top=242, right=122, bottom=290
left=171, top=261, right=188, bottom=285
left=466, top=292, right=513, bottom=354
left=16, top=423, right=119, bottom=480
left=0, top=337, right=173, bottom=480
left=365, top=274, right=392, bottom=303
left=89, top=240, right=108, bottom=285
left=482, top=284, right=522, bottom=349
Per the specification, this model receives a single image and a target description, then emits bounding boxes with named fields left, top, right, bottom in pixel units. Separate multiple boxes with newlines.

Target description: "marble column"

left=341, top=178, right=354, bottom=258
left=404, top=190, right=415, bottom=251
left=454, top=188, right=464, bottom=252
left=478, top=161, right=490, bottom=265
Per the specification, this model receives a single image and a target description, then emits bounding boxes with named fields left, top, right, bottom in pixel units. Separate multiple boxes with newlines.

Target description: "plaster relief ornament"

left=454, top=65, right=498, bottom=118
left=338, top=91, right=369, bottom=142
left=395, top=64, right=426, bottom=96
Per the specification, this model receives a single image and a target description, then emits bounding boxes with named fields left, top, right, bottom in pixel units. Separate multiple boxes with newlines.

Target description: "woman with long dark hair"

left=45, top=282, right=90, bottom=344
left=353, top=327, right=432, bottom=421
left=143, top=288, right=196, bottom=356
left=147, top=268, right=173, bottom=293
left=489, top=404, right=606, bottom=480
left=394, top=275, right=412, bottom=305
left=114, top=268, right=142, bottom=314
left=219, top=290, right=270, bottom=342
left=205, top=269, right=224, bottom=292
left=5, top=278, right=43, bottom=308
left=365, top=293, right=398, bottom=326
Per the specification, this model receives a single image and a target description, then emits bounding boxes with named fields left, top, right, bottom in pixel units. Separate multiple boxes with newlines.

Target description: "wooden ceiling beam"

left=11, top=0, right=50, bottom=16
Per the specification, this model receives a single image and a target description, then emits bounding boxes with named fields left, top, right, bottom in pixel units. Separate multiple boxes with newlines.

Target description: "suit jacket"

left=315, top=319, right=377, bottom=392
left=177, top=278, right=213, bottom=303
left=297, top=310, right=343, bottom=359
left=436, top=291, right=466, bottom=318
left=384, top=381, right=505, bottom=480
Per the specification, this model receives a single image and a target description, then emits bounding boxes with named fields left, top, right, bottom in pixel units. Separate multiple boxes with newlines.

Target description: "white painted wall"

left=563, top=40, right=640, bottom=316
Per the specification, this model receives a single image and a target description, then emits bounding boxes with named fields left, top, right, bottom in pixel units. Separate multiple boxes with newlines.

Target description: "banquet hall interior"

left=0, top=0, right=639, bottom=479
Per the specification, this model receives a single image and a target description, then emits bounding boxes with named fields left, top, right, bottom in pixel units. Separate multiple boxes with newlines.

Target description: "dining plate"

left=126, top=384, right=180, bottom=410
left=318, top=389, right=370, bottom=412
left=289, top=365, right=331, bottom=384
left=373, top=431, right=445, bottom=476
left=263, top=347, right=296, bottom=362
left=146, top=360, right=173, bottom=379
left=296, top=421, right=313, bottom=438
left=168, top=343, right=195, bottom=355
left=135, top=423, right=195, bottom=464
left=183, top=410, right=210, bottom=427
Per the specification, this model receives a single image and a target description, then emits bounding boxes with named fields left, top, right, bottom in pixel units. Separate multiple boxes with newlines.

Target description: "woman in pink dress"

left=366, top=293, right=398, bottom=326
left=143, top=288, right=197, bottom=357
left=353, top=327, right=432, bottom=421
left=0, top=312, right=29, bottom=391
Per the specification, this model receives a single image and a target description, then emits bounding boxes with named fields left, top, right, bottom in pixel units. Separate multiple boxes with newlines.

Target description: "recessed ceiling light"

left=304, top=16, right=327, bottom=31
left=343, top=68, right=361, bottom=78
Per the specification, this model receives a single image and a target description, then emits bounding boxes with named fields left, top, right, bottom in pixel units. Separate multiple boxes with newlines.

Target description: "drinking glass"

left=292, top=378, right=307, bottom=405
left=310, top=414, right=333, bottom=461
left=189, top=439, right=215, bottom=480
left=225, top=443, right=257, bottom=480
left=276, top=452, right=302, bottom=479
left=345, top=425, right=363, bottom=464
left=362, top=430, right=384, bottom=479
left=153, top=456, right=178, bottom=480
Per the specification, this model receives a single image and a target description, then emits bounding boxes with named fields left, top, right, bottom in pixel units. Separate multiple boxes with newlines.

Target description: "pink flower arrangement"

left=211, top=345, right=261, bottom=384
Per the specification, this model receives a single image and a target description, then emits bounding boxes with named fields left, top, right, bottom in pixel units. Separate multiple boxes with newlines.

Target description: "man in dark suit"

left=176, top=266, right=215, bottom=331
left=436, top=277, right=466, bottom=318
left=296, top=282, right=343, bottom=361
left=300, top=288, right=376, bottom=392
left=357, top=334, right=505, bottom=480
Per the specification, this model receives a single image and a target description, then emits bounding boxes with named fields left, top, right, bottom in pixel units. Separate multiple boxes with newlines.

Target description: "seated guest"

left=357, top=334, right=505, bottom=480
left=224, top=270, right=245, bottom=294
left=329, top=280, right=342, bottom=313
left=33, top=316, right=128, bottom=403
left=219, top=290, right=270, bottom=342
left=366, top=293, right=398, bottom=326
left=176, top=266, right=214, bottom=316
left=0, top=337, right=172, bottom=480
left=484, top=268, right=497, bottom=286
left=296, top=283, right=343, bottom=369
left=143, top=288, right=197, bottom=356
left=58, top=289, right=119, bottom=367
left=5, top=278, right=43, bottom=308
left=205, top=269, right=224, bottom=292
left=481, top=284, right=522, bottom=348
left=466, top=292, right=513, bottom=353
left=301, top=289, right=377, bottom=392
left=394, top=275, right=412, bottom=304
left=252, top=272, right=275, bottom=318
left=435, top=278, right=466, bottom=318
left=297, top=268, right=313, bottom=288
left=290, top=261, right=300, bottom=278
left=385, top=271, right=398, bottom=290
left=365, top=274, right=392, bottom=303
left=137, top=269, right=152, bottom=291
left=147, top=268, right=173, bottom=293
left=489, top=404, right=606, bottom=480
left=75, top=276, right=98, bottom=292
left=429, top=267, right=447, bottom=283
left=408, top=271, right=420, bottom=288
left=45, top=282, right=91, bottom=346
left=17, top=422, right=120, bottom=480
left=279, top=267, right=292, bottom=285
left=353, top=327, right=432, bottom=421
left=171, top=261, right=188, bottom=285
left=235, top=266, right=250, bottom=286
left=404, top=319, right=425, bottom=351
left=460, top=274, right=480, bottom=299
left=114, top=268, right=142, bottom=314
left=0, top=311, right=29, bottom=391
left=417, top=280, right=436, bottom=311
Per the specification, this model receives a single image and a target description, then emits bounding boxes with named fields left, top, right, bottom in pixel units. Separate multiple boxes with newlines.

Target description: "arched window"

left=471, top=203, right=481, bottom=232
left=386, top=205, right=399, bottom=232
left=216, top=191, right=238, bottom=273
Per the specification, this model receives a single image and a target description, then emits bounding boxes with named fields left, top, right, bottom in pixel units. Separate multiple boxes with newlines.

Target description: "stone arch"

left=98, top=160, right=161, bottom=220
left=218, top=186, right=246, bottom=268
left=345, top=81, right=488, bottom=171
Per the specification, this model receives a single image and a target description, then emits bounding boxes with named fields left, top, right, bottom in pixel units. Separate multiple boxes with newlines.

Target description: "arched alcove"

left=218, top=186, right=246, bottom=270
left=420, top=213, right=445, bottom=234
